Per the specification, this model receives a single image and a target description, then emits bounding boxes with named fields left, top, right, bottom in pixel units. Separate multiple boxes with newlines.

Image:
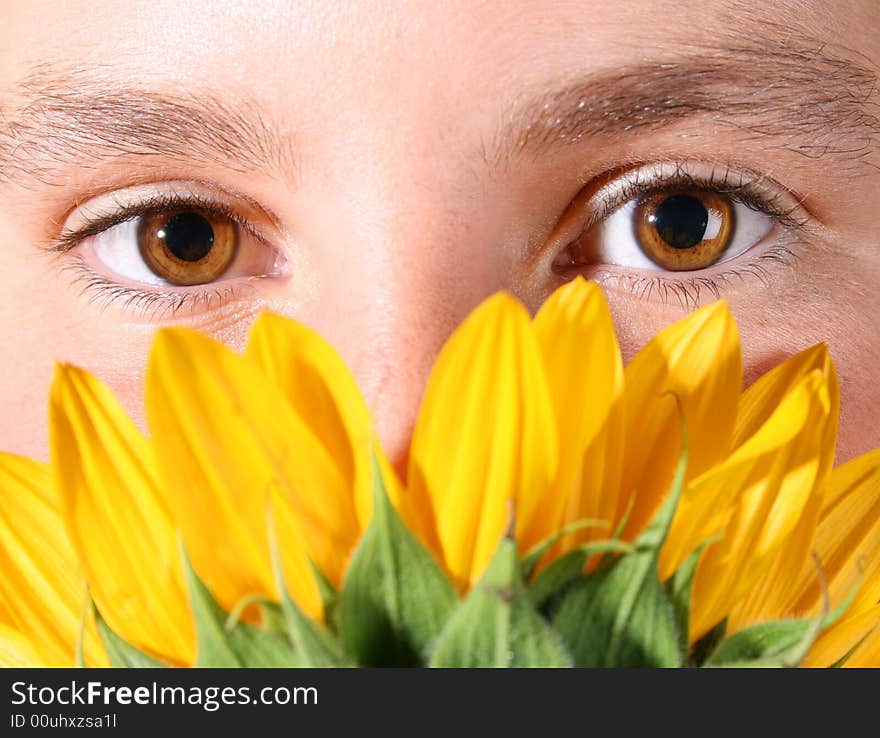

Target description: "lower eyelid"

left=62, top=253, right=263, bottom=321
left=565, top=240, right=802, bottom=309
left=61, top=228, right=288, bottom=323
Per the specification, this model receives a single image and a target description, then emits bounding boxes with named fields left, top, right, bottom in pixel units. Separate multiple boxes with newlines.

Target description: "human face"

left=0, top=0, right=878, bottom=468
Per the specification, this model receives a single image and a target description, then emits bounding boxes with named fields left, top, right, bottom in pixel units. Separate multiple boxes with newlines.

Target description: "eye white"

left=585, top=198, right=774, bottom=271
left=91, top=218, right=169, bottom=286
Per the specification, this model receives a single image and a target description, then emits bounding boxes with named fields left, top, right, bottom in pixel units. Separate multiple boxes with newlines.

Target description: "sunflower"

left=0, top=277, right=878, bottom=667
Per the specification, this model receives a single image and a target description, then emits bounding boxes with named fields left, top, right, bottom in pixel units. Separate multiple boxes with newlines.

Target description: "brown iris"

left=137, top=210, right=238, bottom=285
left=636, top=190, right=734, bottom=271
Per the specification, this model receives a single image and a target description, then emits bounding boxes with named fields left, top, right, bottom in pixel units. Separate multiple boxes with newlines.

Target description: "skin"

left=0, top=0, right=877, bottom=473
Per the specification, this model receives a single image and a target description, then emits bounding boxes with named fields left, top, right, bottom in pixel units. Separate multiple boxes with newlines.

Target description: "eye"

left=554, top=162, right=807, bottom=283
left=635, top=190, right=736, bottom=271
left=137, top=210, right=238, bottom=285
left=88, top=208, right=256, bottom=287
left=569, top=188, right=771, bottom=272
left=55, top=184, right=288, bottom=317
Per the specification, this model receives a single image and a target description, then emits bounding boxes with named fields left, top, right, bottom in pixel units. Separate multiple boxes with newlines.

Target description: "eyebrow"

left=491, top=34, right=880, bottom=172
left=0, top=65, right=297, bottom=187
left=1, top=33, right=878, bottom=189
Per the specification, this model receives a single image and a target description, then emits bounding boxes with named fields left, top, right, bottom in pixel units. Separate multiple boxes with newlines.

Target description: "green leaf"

left=551, top=414, right=688, bottom=667
left=830, top=628, right=877, bottom=667
left=89, top=596, right=166, bottom=669
left=429, top=537, right=572, bottom=667
left=95, top=609, right=166, bottom=668
left=181, top=547, right=297, bottom=667
left=706, top=575, right=862, bottom=668
left=530, top=540, right=635, bottom=612
left=277, top=591, right=350, bottom=667
left=223, top=619, right=299, bottom=668
left=552, top=554, right=683, bottom=667
left=689, top=618, right=727, bottom=667
left=267, top=515, right=351, bottom=667
left=520, top=518, right=608, bottom=580
left=182, top=548, right=243, bottom=666
left=224, top=594, right=276, bottom=632
left=665, top=536, right=718, bottom=657
left=76, top=597, right=88, bottom=668
left=309, top=558, right=339, bottom=630
left=706, top=619, right=814, bottom=666
left=632, top=405, right=688, bottom=553
left=338, top=452, right=458, bottom=666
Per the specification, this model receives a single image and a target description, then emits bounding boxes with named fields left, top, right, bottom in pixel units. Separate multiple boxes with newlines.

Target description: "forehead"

left=1, top=0, right=877, bottom=190
left=1, top=1, right=865, bottom=101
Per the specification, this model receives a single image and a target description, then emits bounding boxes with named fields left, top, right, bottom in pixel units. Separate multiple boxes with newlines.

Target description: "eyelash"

left=63, top=259, right=253, bottom=320
left=53, top=192, right=266, bottom=252
left=54, top=192, right=270, bottom=319
left=558, top=161, right=809, bottom=306
left=585, top=162, right=809, bottom=231
left=585, top=244, right=798, bottom=309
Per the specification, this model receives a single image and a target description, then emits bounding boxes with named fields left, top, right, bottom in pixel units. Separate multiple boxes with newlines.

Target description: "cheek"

left=0, top=219, right=62, bottom=461
left=830, top=328, right=880, bottom=463
left=0, top=210, right=263, bottom=461
left=605, top=271, right=880, bottom=464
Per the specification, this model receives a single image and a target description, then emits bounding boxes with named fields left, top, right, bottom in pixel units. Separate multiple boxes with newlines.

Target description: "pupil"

left=159, top=212, right=215, bottom=262
left=649, top=195, right=708, bottom=249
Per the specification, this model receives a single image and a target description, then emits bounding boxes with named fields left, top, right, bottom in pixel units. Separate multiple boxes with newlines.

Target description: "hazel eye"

left=635, top=191, right=733, bottom=271
left=569, top=188, right=773, bottom=273
left=80, top=205, right=284, bottom=290
left=138, top=210, right=238, bottom=286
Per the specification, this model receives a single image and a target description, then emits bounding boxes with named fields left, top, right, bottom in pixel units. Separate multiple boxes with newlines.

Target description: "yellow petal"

left=663, top=370, right=830, bottom=640
left=0, top=451, right=107, bottom=667
left=0, top=623, right=45, bottom=667
left=146, top=328, right=354, bottom=619
left=725, top=347, right=840, bottom=628
left=804, top=603, right=880, bottom=667
left=734, top=344, right=839, bottom=458
left=528, top=277, right=623, bottom=555
left=786, top=450, right=880, bottom=619
left=407, top=293, right=558, bottom=590
left=620, top=301, right=742, bottom=539
left=50, top=365, right=195, bottom=665
left=245, top=312, right=400, bottom=529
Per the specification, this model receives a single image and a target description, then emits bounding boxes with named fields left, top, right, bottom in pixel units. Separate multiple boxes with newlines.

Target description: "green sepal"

left=428, top=536, right=572, bottom=667
left=181, top=548, right=297, bottom=667
left=706, top=576, right=861, bottom=668
left=93, top=605, right=167, bottom=668
left=665, top=536, right=718, bottom=657
left=309, top=558, right=340, bottom=631
left=706, top=619, right=816, bottom=667
left=530, top=540, right=635, bottom=612
left=75, top=596, right=88, bottom=668
left=552, top=554, right=683, bottom=667
left=277, top=589, right=351, bottom=667
left=224, top=595, right=280, bottom=632
left=224, top=614, right=305, bottom=667
left=630, top=407, right=688, bottom=552
left=338, top=452, right=458, bottom=666
left=520, top=518, right=608, bottom=580
left=551, top=414, right=689, bottom=667
left=267, top=517, right=351, bottom=667
left=830, top=629, right=876, bottom=667
left=689, top=618, right=727, bottom=667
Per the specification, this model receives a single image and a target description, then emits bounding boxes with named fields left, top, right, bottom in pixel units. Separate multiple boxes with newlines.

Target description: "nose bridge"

left=270, top=32, right=514, bottom=469
left=289, top=148, right=504, bottom=471
left=343, top=196, right=504, bottom=471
